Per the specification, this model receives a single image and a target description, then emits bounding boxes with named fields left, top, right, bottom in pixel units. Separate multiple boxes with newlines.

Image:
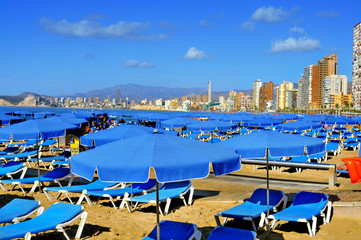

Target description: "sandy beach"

left=1, top=141, right=361, bottom=240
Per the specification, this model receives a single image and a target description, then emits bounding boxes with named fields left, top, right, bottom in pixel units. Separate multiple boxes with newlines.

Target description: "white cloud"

left=241, top=21, right=255, bottom=31
left=139, top=62, right=155, bottom=68
left=40, top=17, right=168, bottom=40
left=317, top=10, right=340, bottom=18
left=184, top=47, right=208, bottom=59
left=270, top=37, right=321, bottom=53
left=251, top=6, right=293, bottom=23
left=199, top=20, right=208, bottom=27
left=123, top=60, right=155, bottom=68
left=289, top=26, right=306, bottom=36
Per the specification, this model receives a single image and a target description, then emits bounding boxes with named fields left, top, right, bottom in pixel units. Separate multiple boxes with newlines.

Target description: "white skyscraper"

left=208, top=81, right=212, bottom=103
left=298, top=65, right=315, bottom=109
left=252, top=79, right=262, bottom=109
left=352, top=22, right=361, bottom=110
left=323, top=75, right=348, bottom=108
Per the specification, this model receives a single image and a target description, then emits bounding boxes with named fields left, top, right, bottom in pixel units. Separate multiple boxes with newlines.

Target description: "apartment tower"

left=352, top=22, right=361, bottom=110
left=252, top=79, right=262, bottom=109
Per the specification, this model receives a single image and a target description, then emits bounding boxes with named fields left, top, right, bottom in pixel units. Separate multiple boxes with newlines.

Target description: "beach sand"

left=1, top=143, right=361, bottom=239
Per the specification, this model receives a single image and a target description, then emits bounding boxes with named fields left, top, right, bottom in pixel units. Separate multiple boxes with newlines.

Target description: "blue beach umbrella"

left=246, top=118, right=283, bottom=128
left=0, top=114, right=24, bottom=125
left=187, top=120, right=238, bottom=132
left=80, top=125, right=156, bottom=147
left=276, top=121, right=323, bottom=132
left=0, top=118, right=79, bottom=191
left=161, top=117, right=199, bottom=129
left=217, top=130, right=325, bottom=224
left=72, top=131, right=240, bottom=240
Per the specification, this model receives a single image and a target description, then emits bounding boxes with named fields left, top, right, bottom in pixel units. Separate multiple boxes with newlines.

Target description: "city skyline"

left=1, top=0, right=360, bottom=96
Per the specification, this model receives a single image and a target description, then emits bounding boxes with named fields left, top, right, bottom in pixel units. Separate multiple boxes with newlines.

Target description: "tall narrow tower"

left=352, top=22, right=361, bottom=110
left=208, top=81, right=212, bottom=103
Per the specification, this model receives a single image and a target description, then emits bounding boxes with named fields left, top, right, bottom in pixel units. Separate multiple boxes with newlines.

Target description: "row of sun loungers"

left=0, top=198, right=87, bottom=240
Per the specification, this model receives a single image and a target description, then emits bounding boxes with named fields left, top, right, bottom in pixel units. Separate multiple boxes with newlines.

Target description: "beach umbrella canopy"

left=246, top=118, right=283, bottom=128
left=72, top=131, right=241, bottom=183
left=0, top=118, right=78, bottom=141
left=276, top=121, right=323, bottom=132
left=323, top=116, right=356, bottom=125
left=48, top=116, right=88, bottom=128
left=161, top=117, right=199, bottom=128
left=0, top=114, right=24, bottom=125
left=72, top=131, right=240, bottom=240
left=80, top=124, right=157, bottom=147
left=187, top=120, right=238, bottom=132
left=217, top=130, right=325, bottom=158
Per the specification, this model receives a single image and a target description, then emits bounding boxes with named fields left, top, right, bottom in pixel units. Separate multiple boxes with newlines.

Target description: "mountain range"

left=71, top=83, right=253, bottom=101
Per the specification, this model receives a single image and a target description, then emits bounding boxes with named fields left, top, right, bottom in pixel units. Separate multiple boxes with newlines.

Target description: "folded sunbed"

left=44, top=179, right=122, bottom=204
left=0, top=202, right=87, bottom=240
left=125, top=180, right=194, bottom=216
left=267, top=191, right=332, bottom=236
left=143, top=220, right=201, bottom=240
left=207, top=226, right=257, bottom=240
left=77, top=179, right=157, bottom=209
left=0, top=198, right=43, bottom=224
left=0, top=167, right=73, bottom=194
left=215, top=188, right=286, bottom=231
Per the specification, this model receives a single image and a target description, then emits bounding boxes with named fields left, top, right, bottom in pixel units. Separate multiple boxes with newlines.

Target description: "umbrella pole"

left=57, top=137, right=60, bottom=162
left=156, top=180, right=160, bottom=240
left=36, top=138, right=42, bottom=192
left=266, top=147, right=270, bottom=231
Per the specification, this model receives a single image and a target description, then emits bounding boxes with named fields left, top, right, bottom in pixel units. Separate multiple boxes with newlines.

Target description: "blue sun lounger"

left=207, top=226, right=257, bottom=240
left=26, top=155, right=69, bottom=169
left=0, top=147, right=19, bottom=155
left=214, top=188, right=287, bottom=231
left=0, top=198, right=43, bottom=225
left=326, top=140, right=341, bottom=156
left=343, top=138, right=360, bottom=151
left=77, top=179, right=157, bottom=209
left=0, top=161, right=27, bottom=179
left=7, top=139, right=38, bottom=149
left=44, top=179, right=123, bottom=204
left=0, top=149, right=38, bottom=163
left=0, top=167, right=73, bottom=194
left=125, top=180, right=194, bottom=216
left=308, top=151, right=327, bottom=163
left=143, top=220, right=202, bottom=240
left=289, top=155, right=310, bottom=173
left=267, top=191, right=332, bottom=236
left=0, top=202, right=87, bottom=240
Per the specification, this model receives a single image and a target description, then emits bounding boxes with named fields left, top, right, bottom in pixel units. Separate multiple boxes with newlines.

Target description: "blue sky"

left=0, top=0, right=360, bottom=96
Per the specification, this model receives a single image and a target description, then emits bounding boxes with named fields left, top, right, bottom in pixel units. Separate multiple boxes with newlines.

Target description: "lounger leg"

left=75, top=211, right=88, bottom=239
left=65, top=192, right=73, bottom=204
left=214, top=215, right=221, bottom=226
left=44, top=190, right=53, bottom=201
left=24, top=232, right=32, bottom=240
left=20, top=167, right=28, bottom=179
left=30, top=181, right=39, bottom=193
left=164, top=198, right=171, bottom=216
left=67, top=174, right=74, bottom=186
left=0, top=183, right=7, bottom=191
left=259, top=212, right=266, bottom=229
left=193, top=229, right=202, bottom=240
left=251, top=219, right=257, bottom=231
left=109, top=196, right=117, bottom=209
left=119, top=193, right=128, bottom=209
left=58, top=226, right=71, bottom=240
left=188, top=186, right=194, bottom=205
left=326, top=201, right=332, bottom=224
left=312, top=216, right=317, bottom=236
left=306, top=221, right=313, bottom=236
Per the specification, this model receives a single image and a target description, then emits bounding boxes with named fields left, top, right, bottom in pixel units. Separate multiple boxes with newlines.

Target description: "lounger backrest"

left=161, top=180, right=191, bottom=192
left=132, top=179, right=157, bottom=190
left=0, top=198, right=40, bottom=223
left=23, top=202, right=83, bottom=232
left=292, top=191, right=328, bottom=206
left=43, top=168, right=70, bottom=179
left=248, top=188, right=284, bottom=206
left=2, top=161, right=23, bottom=167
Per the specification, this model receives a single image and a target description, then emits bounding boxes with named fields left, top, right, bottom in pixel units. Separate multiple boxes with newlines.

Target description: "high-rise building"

left=314, top=54, right=337, bottom=108
left=278, top=81, right=294, bottom=110
left=208, top=81, right=212, bottom=103
left=352, top=22, right=361, bottom=110
left=115, top=88, right=121, bottom=104
left=202, top=95, right=208, bottom=103
left=323, top=75, right=348, bottom=108
left=298, top=65, right=316, bottom=109
left=259, top=81, right=274, bottom=111
left=95, top=97, right=100, bottom=104
left=196, top=95, right=202, bottom=103
left=234, top=92, right=244, bottom=111
left=88, top=97, right=92, bottom=103
left=181, top=96, right=188, bottom=103
left=252, top=79, right=262, bottom=110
